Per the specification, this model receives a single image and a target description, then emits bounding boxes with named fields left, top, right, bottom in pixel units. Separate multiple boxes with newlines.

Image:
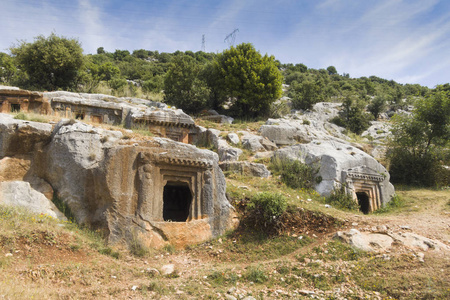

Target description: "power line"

left=224, top=28, right=239, bottom=46
left=201, top=34, right=206, bottom=52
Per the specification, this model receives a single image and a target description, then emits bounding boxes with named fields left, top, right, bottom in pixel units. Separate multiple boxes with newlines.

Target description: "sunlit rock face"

left=0, top=114, right=237, bottom=249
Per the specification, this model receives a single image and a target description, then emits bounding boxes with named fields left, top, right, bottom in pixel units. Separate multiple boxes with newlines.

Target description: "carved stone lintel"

left=346, top=172, right=384, bottom=182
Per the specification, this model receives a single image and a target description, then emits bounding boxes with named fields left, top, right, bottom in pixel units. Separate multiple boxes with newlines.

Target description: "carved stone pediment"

left=345, top=165, right=385, bottom=182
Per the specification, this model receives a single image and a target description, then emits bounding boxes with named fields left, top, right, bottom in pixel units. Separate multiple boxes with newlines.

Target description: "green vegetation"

left=208, top=43, right=283, bottom=117
left=374, top=194, right=405, bottom=214
left=388, top=88, right=450, bottom=187
left=246, top=192, right=287, bottom=226
left=269, top=157, right=319, bottom=189
left=11, top=33, right=84, bottom=90
left=163, top=55, right=210, bottom=113
left=324, top=185, right=359, bottom=211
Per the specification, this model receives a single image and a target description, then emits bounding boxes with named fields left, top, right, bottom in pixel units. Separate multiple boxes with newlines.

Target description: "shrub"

left=374, top=194, right=404, bottom=214
left=13, top=112, right=27, bottom=120
left=129, top=232, right=150, bottom=257
left=247, top=192, right=287, bottom=226
left=324, top=185, right=359, bottom=211
left=389, top=149, right=447, bottom=187
left=270, top=157, right=318, bottom=189
left=245, top=265, right=268, bottom=283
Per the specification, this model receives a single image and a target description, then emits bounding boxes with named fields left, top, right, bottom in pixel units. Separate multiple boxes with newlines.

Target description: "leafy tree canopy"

left=11, top=33, right=84, bottom=90
left=164, top=55, right=210, bottom=114
left=209, top=43, right=283, bottom=118
left=388, top=90, right=450, bottom=186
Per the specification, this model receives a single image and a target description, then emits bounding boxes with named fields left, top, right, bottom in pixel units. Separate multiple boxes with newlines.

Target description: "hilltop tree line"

left=1, top=33, right=431, bottom=119
left=1, top=34, right=448, bottom=187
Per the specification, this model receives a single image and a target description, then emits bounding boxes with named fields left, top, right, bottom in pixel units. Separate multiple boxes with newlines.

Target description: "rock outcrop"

left=0, top=114, right=237, bottom=249
left=220, top=161, right=270, bottom=178
left=334, top=229, right=450, bottom=253
left=0, top=181, right=66, bottom=220
left=259, top=102, right=347, bottom=146
left=274, top=139, right=395, bottom=212
left=0, top=113, right=52, bottom=157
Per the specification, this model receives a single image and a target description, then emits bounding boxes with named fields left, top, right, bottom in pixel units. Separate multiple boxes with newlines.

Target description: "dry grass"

left=1, top=187, right=450, bottom=299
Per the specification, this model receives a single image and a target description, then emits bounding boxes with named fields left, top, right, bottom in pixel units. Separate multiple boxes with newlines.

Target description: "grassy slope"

left=2, top=112, right=449, bottom=299
left=1, top=186, right=449, bottom=299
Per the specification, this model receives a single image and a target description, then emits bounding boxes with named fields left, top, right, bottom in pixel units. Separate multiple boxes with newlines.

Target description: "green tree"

left=388, top=90, right=450, bottom=186
left=289, top=79, right=325, bottom=110
left=11, top=33, right=84, bottom=90
left=97, top=47, right=106, bottom=54
left=367, top=95, right=386, bottom=119
left=331, top=94, right=371, bottom=134
left=113, top=49, right=130, bottom=61
left=0, top=52, right=17, bottom=83
left=164, top=55, right=210, bottom=113
left=209, top=43, right=282, bottom=118
left=327, top=65, right=337, bottom=75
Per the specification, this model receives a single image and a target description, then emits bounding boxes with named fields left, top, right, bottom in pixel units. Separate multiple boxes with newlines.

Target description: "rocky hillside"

left=1, top=87, right=449, bottom=299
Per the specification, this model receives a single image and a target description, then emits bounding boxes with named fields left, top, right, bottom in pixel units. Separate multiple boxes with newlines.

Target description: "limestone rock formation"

left=239, top=131, right=278, bottom=152
left=334, top=229, right=450, bottom=252
left=0, top=115, right=236, bottom=249
left=0, top=113, right=52, bottom=157
left=0, top=181, right=66, bottom=220
left=259, top=102, right=347, bottom=146
left=274, top=139, right=395, bottom=212
left=197, top=128, right=242, bottom=162
left=227, top=133, right=240, bottom=145
left=361, top=121, right=392, bottom=142
left=220, top=161, right=270, bottom=178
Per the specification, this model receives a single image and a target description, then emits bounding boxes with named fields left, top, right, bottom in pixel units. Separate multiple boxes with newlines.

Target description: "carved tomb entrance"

left=343, top=166, right=385, bottom=214
left=163, top=181, right=192, bottom=222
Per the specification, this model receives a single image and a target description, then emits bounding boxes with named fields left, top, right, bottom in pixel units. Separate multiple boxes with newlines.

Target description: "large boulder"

left=0, top=181, right=66, bottom=220
left=274, top=139, right=395, bottom=211
left=31, top=120, right=236, bottom=248
left=239, top=131, right=277, bottom=152
left=0, top=113, right=52, bottom=157
left=220, top=161, right=270, bottom=178
left=259, top=102, right=347, bottom=146
left=334, top=229, right=450, bottom=252
left=196, top=128, right=242, bottom=162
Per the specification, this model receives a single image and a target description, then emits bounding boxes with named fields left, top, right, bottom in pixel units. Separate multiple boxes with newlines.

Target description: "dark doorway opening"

left=75, top=113, right=85, bottom=120
left=11, top=103, right=20, bottom=112
left=356, top=192, right=370, bottom=214
left=163, top=181, right=192, bottom=222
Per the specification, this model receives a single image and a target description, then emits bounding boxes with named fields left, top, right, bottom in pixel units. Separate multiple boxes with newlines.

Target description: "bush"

left=389, top=150, right=448, bottom=187
left=374, top=194, right=404, bottom=214
left=245, top=265, right=268, bottom=283
left=325, top=185, right=359, bottom=211
left=270, top=157, right=319, bottom=189
left=129, top=231, right=150, bottom=257
left=247, top=192, right=287, bottom=227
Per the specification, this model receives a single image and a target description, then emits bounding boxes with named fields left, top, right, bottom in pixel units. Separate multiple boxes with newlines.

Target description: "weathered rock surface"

left=199, top=110, right=234, bottom=124
left=274, top=139, right=395, bottom=209
left=334, top=229, right=393, bottom=252
left=220, top=161, right=270, bottom=178
left=197, top=128, right=242, bottom=162
left=334, top=229, right=450, bottom=253
left=361, top=121, right=392, bottom=142
left=0, top=113, right=52, bottom=157
left=27, top=119, right=235, bottom=248
left=259, top=102, right=347, bottom=146
left=0, top=181, right=66, bottom=220
left=239, top=131, right=278, bottom=152
left=227, top=133, right=240, bottom=145
left=0, top=115, right=236, bottom=249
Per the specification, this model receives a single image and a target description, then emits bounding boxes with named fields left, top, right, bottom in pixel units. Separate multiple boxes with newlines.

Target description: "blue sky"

left=1, top=0, right=449, bottom=87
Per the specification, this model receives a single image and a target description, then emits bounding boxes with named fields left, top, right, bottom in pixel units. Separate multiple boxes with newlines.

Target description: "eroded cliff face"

left=1, top=114, right=237, bottom=249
